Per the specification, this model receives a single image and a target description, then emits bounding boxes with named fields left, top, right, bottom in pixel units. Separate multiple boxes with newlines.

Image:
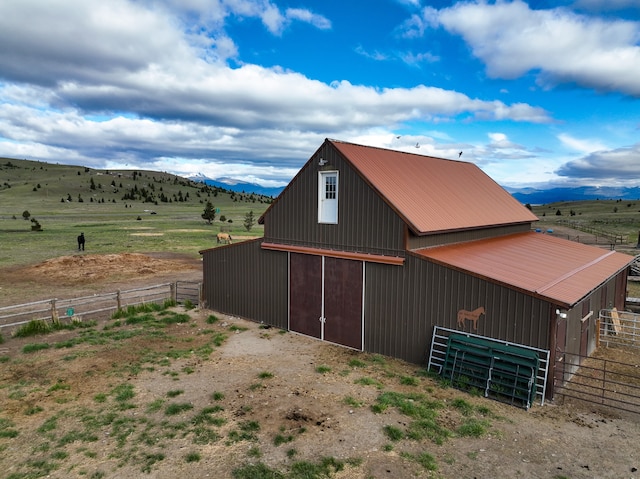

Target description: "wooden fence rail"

left=557, top=220, right=627, bottom=244
left=0, top=281, right=201, bottom=333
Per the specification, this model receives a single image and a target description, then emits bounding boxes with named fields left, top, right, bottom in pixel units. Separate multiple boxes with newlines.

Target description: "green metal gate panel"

left=442, top=333, right=539, bottom=409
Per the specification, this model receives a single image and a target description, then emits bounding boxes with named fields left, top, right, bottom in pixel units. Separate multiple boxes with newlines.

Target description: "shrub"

left=211, top=391, right=224, bottom=401
left=383, top=425, right=404, bottom=441
left=182, top=299, right=194, bottom=310
left=185, top=452, right=201, bottom=463
left=14, top=319, right=51, bottom=337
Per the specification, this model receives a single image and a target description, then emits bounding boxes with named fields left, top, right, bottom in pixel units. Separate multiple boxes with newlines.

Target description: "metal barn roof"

left=331, top=140, right=538, bottom=235
left=415, top=231, right=634, bottom=308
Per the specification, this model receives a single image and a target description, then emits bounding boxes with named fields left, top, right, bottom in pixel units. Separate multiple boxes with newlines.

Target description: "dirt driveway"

left=1, top=254, right=640, bottom=478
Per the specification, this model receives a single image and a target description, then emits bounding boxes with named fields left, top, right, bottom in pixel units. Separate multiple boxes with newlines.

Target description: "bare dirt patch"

left=1, top=254, right=640, bottom=478
left=0, top=252, right=202, bottom=307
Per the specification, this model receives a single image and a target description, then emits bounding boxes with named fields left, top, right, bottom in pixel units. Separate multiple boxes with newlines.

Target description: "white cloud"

left=0, top=0, right=561, bottom=187
left=285, top=8, right=332, bottom=30
left=487, top=132, right=523, bottom=149
left=354, top=45, right=390, bottom=61
left=400, top=50, right=440, bottom=65
left=556, top=143, right=640, bottom=180
left=424, top=0, right=640, bottom=96
left=558, top=133, right=608, bottom=153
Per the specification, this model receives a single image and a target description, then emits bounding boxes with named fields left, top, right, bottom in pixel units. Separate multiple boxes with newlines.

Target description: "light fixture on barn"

left=318, top=157, right=328, bottom=166
left=555, top=309, right=568, bottom=319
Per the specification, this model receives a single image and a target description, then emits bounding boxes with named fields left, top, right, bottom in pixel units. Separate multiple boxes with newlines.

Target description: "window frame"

left=318, top=170, right=339, bottom=224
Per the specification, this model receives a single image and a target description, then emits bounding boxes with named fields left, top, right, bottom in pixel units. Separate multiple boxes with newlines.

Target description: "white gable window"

left=318, top=171, right=338, bottom=224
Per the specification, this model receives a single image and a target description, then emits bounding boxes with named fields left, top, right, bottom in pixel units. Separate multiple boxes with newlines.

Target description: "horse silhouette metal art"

left=456, top=306, right=485, bottom=330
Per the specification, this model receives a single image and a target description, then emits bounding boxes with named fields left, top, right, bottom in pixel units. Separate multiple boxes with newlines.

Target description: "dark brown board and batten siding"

left=407, top=223, right=531, bottom=250
left=201, top=239, right=288, bottom=329
left=364, top=254, right=552, bottom=364
left=263, top=141, right=406, bottom=257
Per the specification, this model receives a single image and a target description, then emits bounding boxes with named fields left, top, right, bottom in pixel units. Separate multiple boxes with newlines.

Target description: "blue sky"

left=0, top=0, right=638, bottom=190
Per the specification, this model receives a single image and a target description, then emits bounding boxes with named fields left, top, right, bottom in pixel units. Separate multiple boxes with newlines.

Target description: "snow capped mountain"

left=189, top=174, right=284, bottom=197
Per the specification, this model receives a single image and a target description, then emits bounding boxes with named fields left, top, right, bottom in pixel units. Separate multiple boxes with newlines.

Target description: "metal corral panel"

left=262, top=141, right=407, bottom=257
left=201, top=239, right=288, bottom=329
left=364, top=254, right=551, bottom=364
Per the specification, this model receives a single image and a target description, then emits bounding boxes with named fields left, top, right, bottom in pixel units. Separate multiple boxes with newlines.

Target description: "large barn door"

left=323, top=257, right=363, bottom=350
left=290, top=253, right=322, bottom=338
left=289, top=253, right=363, bottom=350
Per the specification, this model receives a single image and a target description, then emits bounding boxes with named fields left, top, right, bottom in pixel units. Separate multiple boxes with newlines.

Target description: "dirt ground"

left=0, top=252, right=203, bottom=308
left=1, top=254, right=640, bottom=479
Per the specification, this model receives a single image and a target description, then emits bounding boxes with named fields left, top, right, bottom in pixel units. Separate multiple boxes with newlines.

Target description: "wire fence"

left=0, top=281, right=201, bottom=334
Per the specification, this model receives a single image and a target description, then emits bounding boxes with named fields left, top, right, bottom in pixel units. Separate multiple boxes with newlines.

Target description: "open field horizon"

left=0, top=158, right=269, bottom=269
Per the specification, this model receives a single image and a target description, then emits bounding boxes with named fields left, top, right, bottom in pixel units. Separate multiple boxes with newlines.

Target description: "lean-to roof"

left=330, top=140, right=538, bottom=235
left=415, top=231, right=634, bottom=308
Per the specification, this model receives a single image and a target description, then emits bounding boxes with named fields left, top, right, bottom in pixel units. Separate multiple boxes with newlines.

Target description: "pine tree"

left=244, top=210, right=255, bottom=232
left=202, top=201, right=216, bottom=224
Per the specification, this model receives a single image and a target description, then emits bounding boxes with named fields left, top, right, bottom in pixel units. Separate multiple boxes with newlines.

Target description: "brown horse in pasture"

left=216, top=232, right=232, bottom=244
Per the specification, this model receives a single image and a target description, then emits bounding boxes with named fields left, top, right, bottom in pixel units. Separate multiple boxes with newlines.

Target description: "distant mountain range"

left=190, top=173, right=640, bottom=205
left=507, top=186, right=640, bottom=205
left=190, top=174, right=284, bottom=198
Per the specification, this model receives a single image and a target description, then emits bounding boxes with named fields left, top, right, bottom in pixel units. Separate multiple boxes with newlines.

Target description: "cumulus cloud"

left=0, top=4, right=550, bottom=130
left=556, top=144, right=640, bottom=179
left=488, top=132, right=524, bottom=150
left=0, top=0, right=556, bottom=186
left=414, top=0, right=640, bottom=97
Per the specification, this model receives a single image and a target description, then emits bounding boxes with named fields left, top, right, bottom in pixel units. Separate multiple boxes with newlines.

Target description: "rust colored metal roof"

left=415, top=231, right=635, bottom=307
left=331, top=140, right=538, bottom=235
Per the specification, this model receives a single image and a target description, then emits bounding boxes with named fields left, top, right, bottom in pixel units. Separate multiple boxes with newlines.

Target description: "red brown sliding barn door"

left=289, top=253, right=363, bottom=350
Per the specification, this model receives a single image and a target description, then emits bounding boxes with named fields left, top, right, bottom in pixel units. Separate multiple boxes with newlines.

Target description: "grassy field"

left=532, top=199, right=640, bottom=244
left=0, top=158, right=270, bottom=268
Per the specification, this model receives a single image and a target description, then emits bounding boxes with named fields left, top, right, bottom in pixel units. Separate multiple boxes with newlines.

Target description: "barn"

left=200, top=139, right=634, bottom=403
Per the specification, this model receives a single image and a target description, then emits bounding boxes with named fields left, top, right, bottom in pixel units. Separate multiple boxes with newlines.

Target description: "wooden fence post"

left=51, top=299, right=60, bottom=325
left=116, top=290, right=122, bottom=312
left=171, top=282, right=176, bottom=304
left=198, top=283, right=203, bottom=309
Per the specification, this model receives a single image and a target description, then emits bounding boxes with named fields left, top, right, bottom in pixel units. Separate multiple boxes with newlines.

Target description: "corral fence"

left=556, top=220, right=627, bottom=245
left=599, top=307, right=640, bottom=349
left=0, top=281, right=202, bottom=334
left=553, top=350, right=640, bottom=416
left=553, top=308, right=640, bottom=415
